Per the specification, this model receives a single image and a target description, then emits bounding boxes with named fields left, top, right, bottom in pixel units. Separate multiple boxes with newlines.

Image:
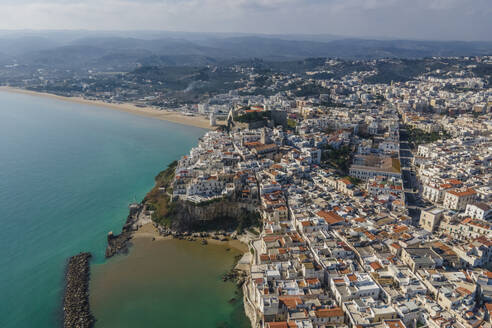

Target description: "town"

left=166, top=55, right=492, bottom=328
left=3, top=51, right=491, bottom=328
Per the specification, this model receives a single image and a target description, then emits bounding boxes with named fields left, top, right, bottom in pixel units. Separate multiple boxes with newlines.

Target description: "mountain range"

left=0, top=31, right=491, bottom=70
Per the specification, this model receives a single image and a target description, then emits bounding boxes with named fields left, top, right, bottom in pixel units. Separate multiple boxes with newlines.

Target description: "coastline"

left=103, top=202, right=257, bottom=327
left=90, top=230, right=252, bottom=328
left=134, top=222, right=249, bottom=253
left=25, top=88, right=257, bottom=327
left=0, top=86, right=214, bottom=130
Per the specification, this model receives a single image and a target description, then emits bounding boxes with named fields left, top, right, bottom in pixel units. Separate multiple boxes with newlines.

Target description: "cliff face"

left=169, top=199, right=258, bottom=232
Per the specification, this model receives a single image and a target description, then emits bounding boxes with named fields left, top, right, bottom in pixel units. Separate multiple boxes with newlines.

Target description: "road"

left=399, top=126, right=423, bottom=224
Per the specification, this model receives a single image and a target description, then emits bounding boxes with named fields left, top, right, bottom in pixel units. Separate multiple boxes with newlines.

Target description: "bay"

left=0, top=90, right=214, bottom=327
left=90, top=237, right=250, bottom=328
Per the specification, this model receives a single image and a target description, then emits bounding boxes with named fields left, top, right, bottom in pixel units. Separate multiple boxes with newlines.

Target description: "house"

left=443, top=188, right=476, bottom=211
left=330, top=273, right=381, bottom=304
left=316, top=211, right=346, bottom=228
left=453, top=237, right=492, bottom=267
left=420, top=207, right=445, bottom=233
left=465, top=203, right=491, bottom=220
left=401, top=248, right=443, bottom=272
left=349, top=155, right=402, bottom=181
left=313, top=307, right=345, bottom=326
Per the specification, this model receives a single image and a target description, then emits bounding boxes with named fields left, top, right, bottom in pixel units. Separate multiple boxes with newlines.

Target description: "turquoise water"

left=0, top=91, right=206, bottom=328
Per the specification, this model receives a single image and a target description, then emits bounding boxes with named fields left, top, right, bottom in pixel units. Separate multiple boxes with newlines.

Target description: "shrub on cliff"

left=144, top=161, right=178, bottom=227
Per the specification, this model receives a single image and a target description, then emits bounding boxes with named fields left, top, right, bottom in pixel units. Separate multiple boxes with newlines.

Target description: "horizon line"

left=0, top=29, right=491, bottom=43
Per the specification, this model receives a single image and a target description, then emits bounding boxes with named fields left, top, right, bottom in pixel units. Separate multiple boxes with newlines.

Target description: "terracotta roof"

left=390, top=242, right=401, bottom=249
left=306, top=278, right=320, bottom=285
left=278, top=296, right=303, bottom=309
left=456, top=287, right=472, bottom=296
left=447, top=188, right=476, bottom=197
left=346, top=274, right=357, bottom=282
left=316, top=211, right=344, bottom=225
left=369, top=261, right=383, bottom=271
left=385, top=320, right=406, bottom=328
left=315, top=307, right=344, bottom=318
left=263, top=235, right=283, bottom=242
left=447, top=179, right=463, bottom=186
left=339, top=178, right=352, bottom=185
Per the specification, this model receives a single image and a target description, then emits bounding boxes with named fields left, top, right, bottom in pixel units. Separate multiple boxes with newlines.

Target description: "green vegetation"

left=407, top=127, right=451, bottom=149
left=195, top=197, right=226, bottom=207
left=122, top=65, right=245, bottom=105
left=145, top=160, right=262, bottom=233
left=237, top=211, right=261, bottom=233
left=235, top=110, right=271, bottom=123
left=364, top=58, right=449, bottom=84
left=345, top=176, right=363, bottom=186
left=144, top=161, right=178, bottom=227
left=187, top=210, right=261, bottom=233
left=472, top=63, right=492, bottom=84
left=284, top=81, right=331, bottom=97
left=321, top=145, right=352, bottom=174
left=248, top=227, right=260, bottom=236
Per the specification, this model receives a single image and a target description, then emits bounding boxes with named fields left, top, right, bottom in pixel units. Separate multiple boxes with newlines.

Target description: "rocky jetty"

left=63, top=252, right=94, bottom=328
left=105, top=203, right=143, bottom=258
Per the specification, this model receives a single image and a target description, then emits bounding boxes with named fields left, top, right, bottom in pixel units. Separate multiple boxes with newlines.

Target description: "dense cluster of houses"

left=169, top=56, right=491, bottom=328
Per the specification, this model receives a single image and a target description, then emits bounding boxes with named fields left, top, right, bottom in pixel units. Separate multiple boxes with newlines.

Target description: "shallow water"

left=91, top=237, right=250, bottom=328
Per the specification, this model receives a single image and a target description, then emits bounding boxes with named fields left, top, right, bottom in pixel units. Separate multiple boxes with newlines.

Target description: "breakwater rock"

left=63, top=252, right=94, bottom=328
left=105, top=203, right=143, bottom=258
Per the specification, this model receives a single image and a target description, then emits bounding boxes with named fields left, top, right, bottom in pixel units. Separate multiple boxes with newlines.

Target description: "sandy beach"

left=0, top=86, right=215, bottom=130
left=133, top=222, right=248, bottom=252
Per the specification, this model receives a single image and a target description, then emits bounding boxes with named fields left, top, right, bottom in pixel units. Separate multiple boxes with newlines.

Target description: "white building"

left=465, top=203, right=491, bottom=220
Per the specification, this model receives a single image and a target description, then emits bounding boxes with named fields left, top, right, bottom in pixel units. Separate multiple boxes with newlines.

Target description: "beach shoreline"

left=133, top=222, right=249, bottom=253
left=0, top=86, right=214, bottom=130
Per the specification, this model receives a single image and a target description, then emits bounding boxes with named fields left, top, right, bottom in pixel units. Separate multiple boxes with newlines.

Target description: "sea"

left=0, top=90, right=249, bottom=328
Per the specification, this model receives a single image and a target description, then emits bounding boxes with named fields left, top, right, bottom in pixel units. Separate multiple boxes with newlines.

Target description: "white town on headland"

left=166, top=56, right=492, bottom=328
left=3, top=53, right=492, bottom=328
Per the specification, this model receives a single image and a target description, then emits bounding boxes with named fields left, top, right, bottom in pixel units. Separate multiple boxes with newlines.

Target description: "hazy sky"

left=0, top=0, right=490, bottom=41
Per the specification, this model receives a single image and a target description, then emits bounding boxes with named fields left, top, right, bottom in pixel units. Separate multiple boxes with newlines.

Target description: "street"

left=399, top=126, right=423, bottom=224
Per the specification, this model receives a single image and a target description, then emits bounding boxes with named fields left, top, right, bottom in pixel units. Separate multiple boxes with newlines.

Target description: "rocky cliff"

left=168, top=199, right=259, bottom=232
left=105, top=203, right=143, bottom=258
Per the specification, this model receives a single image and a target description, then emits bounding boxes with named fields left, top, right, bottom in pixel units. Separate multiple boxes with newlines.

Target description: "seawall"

left=63, top=252, right=94, bottom=328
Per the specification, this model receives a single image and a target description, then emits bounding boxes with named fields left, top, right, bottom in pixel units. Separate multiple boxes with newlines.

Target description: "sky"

left=0, top=0, right=490, bottom=41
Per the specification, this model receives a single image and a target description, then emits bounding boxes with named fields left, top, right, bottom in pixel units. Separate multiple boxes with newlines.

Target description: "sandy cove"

left=133, top=222, right=249, bottom=253
left=0, top=86, right=215, bottom=130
